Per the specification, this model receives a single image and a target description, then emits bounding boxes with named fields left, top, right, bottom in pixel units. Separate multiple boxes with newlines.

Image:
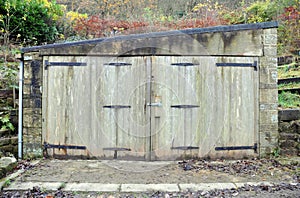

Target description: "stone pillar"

left=259, top=28, right=278, bottom=157
left=22, top=52, right=43, bottom=158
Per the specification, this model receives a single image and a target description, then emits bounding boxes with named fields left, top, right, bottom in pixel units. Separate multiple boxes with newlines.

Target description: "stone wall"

left=22, top=53, right=43, bottom=158
left=258, top=28, right=279, bottom=157
left=278, top=120, right=300, bottom=156
left=0, top=129, right=18, bottom=157
left=21, top=24, right=279, bottom=159
left=278, top=109, right=300, bottom=156
left=0, top=90, right=18, bottom=157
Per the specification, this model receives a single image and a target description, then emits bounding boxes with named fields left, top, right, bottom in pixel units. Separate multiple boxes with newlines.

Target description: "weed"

left=278, top=91, right=300, bottom=108
left=278, top=82, right=300, bottom=89
left=59, top=182, right=66, bottom=190
left=3, top=179, right=11, bottom=188
left=271, top=147, right=280, bottom=158
left=0, top=112, right=14, bottom=131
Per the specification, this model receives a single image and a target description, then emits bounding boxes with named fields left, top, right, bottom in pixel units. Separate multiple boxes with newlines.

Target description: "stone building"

left=19, top=21, right=278, bottom=160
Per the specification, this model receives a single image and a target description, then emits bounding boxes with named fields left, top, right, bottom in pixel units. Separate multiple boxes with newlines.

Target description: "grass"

left=278, top=91, right=300, bottom=108
left=278, top=82, right=300, bottom=89
left=278, top=64, right=300, bottom=79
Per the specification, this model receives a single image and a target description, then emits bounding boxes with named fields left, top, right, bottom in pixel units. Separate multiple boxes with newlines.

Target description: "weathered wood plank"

left=43, top=55, right=259, bottom=159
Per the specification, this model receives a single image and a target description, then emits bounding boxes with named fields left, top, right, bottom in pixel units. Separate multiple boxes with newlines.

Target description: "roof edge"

left=21, top=21, right=278, bottom=53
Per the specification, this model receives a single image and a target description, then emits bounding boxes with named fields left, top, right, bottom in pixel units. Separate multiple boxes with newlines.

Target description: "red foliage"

left=74, top=14, right=228, bottom=39
left=279, top=6, right=300, bottom=21
left=74, top=16, right=149, bottom=38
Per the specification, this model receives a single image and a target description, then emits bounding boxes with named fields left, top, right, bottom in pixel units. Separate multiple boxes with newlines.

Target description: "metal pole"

left=18, top=54, right=24, bottom=160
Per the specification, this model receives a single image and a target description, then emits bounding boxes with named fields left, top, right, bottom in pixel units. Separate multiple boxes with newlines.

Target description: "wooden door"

left=43, top=55, right=258, bottom=160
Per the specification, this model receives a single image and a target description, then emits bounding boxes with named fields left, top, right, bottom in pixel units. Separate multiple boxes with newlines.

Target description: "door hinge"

left=104, top=62, right=132, bottom=66
left=216, top=61, right=258, bottom=71
left=103, top=105, right=131, bottom=109
left=171, top=105, right=199, bottom=108
left=171, top=63, right=198, bottom=67
left=171, top=146, right=199, bottom=150
left=44, top=60, right=87, bottom=70
left=215, top=143, right=258, bottom=153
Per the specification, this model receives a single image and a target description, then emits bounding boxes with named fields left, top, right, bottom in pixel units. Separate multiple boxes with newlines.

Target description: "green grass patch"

left=278, top=82, right=300, bottom=89
left=278, top=91, right=300, bottom=108
left=278, top=64, right=300, bottom=79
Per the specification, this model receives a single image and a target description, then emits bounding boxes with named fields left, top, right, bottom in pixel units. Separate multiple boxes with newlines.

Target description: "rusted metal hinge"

left=171, top=63, right=198, bottom=67
left=103, top=105, right=131, bottom=109
left=44, top=142, right=86, bottom=150
left=44, top=60, right=87, bottom=70
left=216, top=61, right=258, bottom=71
left=171, top=146, right=199, bottom=150
left=171, top=105, right=199, bottom=108
left=215, top=143, right=258, bottom=153
left=104, top=63, right=132, bottom=66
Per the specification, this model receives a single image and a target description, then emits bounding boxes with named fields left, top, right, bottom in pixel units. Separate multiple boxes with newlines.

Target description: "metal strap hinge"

left=171, top=63, right=198, bottom=67
left=44, top=142, right=87, bottom=150
left=215, top=143, right=257, bottom=153
left=103, top=105, right=131, bottom=109
left=171, top=105, right=199, bottom=108
left=216, top=61, right=258, bottom=71
left=104, top=63, right=132, bottom=66
left=171, top=146, right=199, bottom=150
left=44, top=60, right=87, bottom=69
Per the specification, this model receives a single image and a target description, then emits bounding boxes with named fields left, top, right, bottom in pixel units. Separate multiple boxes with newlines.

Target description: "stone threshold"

left=3, top=181, right=298, bottom=193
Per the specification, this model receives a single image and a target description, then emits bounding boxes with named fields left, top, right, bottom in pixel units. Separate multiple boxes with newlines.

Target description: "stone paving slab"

left=4, top=181, right=299, bottom=193
left=179, top=183, right=236, bottom=191
left=5, top=182, right=62, bottom=191
left=234, top=182, right=273, bottom=188
left=121, top=184, right=180, bottom=192
left=64, top=183, right=120, bottom=192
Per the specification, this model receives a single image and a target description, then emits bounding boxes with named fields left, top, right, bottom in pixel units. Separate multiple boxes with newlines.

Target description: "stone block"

left=23, top=108, right=42, bottom=115
left=264, top=47, right=277, bottom=56
left=259, top=68, right=277, bottom=84
left=264, top=28, right=277, bottom=34
left=23, top=114, right=42, bottom=128
left=261, top=132, right=279, bottom=150
left=0, top=138, right=11, bottom=146
left=23, top=84, right=31, bottom=95
left=0, top=145, right=18, bottom=154
left=259, top=147, right=273, bottom=157
left=279, top=140, right=297, bottom=148
left=260, top=135, right=278, bottom=148
left=24, top=67, right=33, bottom=79
left=279, top=133, right=299, bottom=141
left=259, top=103, right=278, bottom=111
left=23, top=98, right=42, bottom=108
left=278, top=120, right=300, bottom=134
left=23, top=128, right=42, bottom=137
left=261, top=131, right=278, bottom=140
left=259, top=89, right=278, bottom=103
left=260, top=110, right=278, bottom=124
left=264, top=34, right=277, bottom=45
left=280, top=149, right=298, bottom=156
left=278, top=110, right=300, bottom=121
left=259, top=83, right=277, bottom=89
left=23, top=143, right=43, bottom=158
left=259, top=57, right=277, bottom=68
left=260, top=124, right=278, bottom=132
left=0, top=129, right=11, bottom=138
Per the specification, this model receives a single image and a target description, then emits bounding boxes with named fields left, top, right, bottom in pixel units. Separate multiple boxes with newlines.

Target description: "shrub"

left=0, top=0, right=63, bottom=46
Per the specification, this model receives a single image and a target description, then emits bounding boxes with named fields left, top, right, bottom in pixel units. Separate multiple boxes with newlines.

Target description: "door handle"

left=147, top=102, right=162, bottom=107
